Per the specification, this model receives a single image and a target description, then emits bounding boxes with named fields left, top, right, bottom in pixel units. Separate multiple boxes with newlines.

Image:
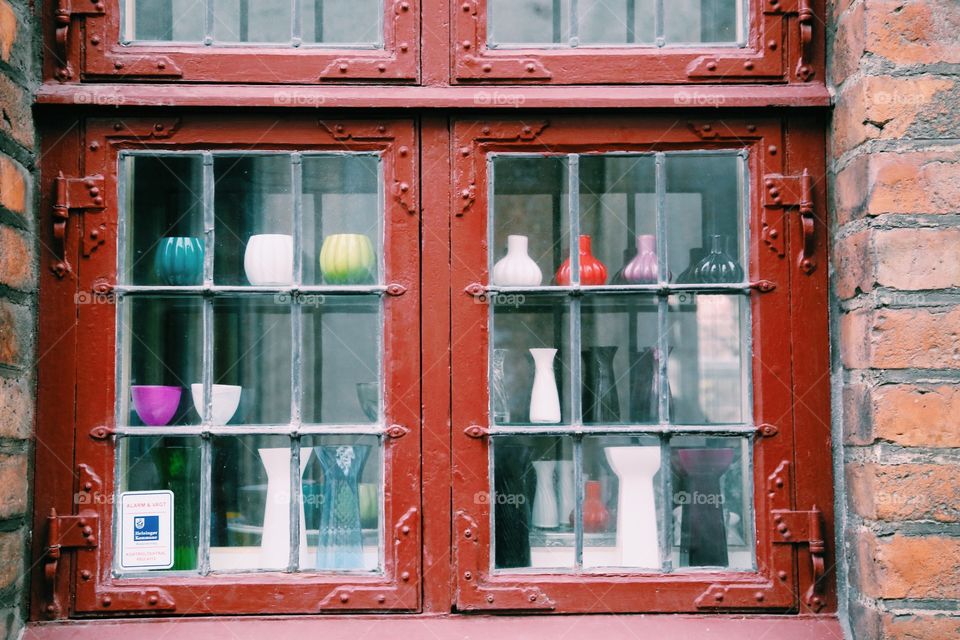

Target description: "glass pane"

left=578, top=0, right=655, bottom=44
left=579, top=155, right=657, bottom=285
left=214, top=155, right=294, bottom=286
left=668, top=294, right=747, bottom=425
left=582, top=436, right=662, bottom=569
left=492, top=436, right=575, bottom=570
left=489, top=0, right=570, bottom=45
left=303, top=0, right=383, bottom=44
left=123, top=0, right=205, bottom=42
left=302, top=435, right=382, bottom=571
left=671, top=436, right=753, bottom=570
left=120, top=296, right=203, bottom=427
left=302, top=296, right=381, bottom=424
left=664, top=0, right=739, bottom=43
left=666, top=153, right=746, bottom=285
left=214, top=0, right=292, bottom=43
left=581, top=295, right=659, bottom=424
left=301, top=155, right=381, bottom=286
left=491, top=294, right=572, bottom=426
left=213, top=297, right=292, bottom=425
left=491, top=156, right=568, bottom=287
left=209, top=435, right=296, bottom=571
left=117, top=436, right=201, bottom=572
left=122, top=154, right=204, bottom=286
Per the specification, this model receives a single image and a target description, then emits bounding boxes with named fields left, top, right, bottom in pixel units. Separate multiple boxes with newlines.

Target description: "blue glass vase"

left=315, top=445, right=370, bottom=570
left=154, top=237, right=204, bottom=286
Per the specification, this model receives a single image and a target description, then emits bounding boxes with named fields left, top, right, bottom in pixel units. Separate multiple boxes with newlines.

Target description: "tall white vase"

left=556, top=459, right=575, bottom=526
left=532, top=460, right=559, bottom=529
left=529, top=348, right=561, bottom=423
left=604, top=446, right=661, bottom=568
left=492, top=235, right=543, bottom=286
left=258, top=447, right=312, bottom=568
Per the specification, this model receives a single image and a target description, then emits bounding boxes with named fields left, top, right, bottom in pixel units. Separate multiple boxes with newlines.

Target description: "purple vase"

left=131, top=385, right=182, bottom=426
left=622, top=235, right=659, bottom=284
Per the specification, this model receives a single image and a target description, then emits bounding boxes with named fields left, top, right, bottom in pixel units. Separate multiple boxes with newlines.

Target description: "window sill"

left=25, top=614, right=843, bottom=640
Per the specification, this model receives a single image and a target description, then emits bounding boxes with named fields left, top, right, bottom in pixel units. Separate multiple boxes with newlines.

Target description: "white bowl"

left=244, top=234, right=293, bottom=285
left=191, top=384, right=243, bottom=425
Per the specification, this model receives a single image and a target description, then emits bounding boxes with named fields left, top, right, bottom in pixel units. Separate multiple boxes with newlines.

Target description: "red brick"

left=883, top=614, right=960, bottom=640
left=847, top=462, right=960, bottom=521
left=0, top=528, right=23, bottom=591
left=834, top=228, right=872, bottom=299
left=0, top=225, right=33, bottom=291
left=0, top=453, right=26, bottom=520
left=875, top=228, right=960, bottom=290
left=869, top=152, right=960, bottom=216
left=859, top=532, right=960, bottom=599
left=831, top=0, right=866, bottom=85
left=0, top=299, right=31, bottom=368
left=0, top=155, right=27, bottom=215
left=0, top=376, right=31, bottom=440
left=874, top=385, right=960, bottom=447
left=866, top=0, right=960, bottom=66
left=0, top=74, right=32, bottom=149
left=0, top=1, right=14, bottom=64
left=842, top=380, right=874, bottom=445
left=842, top=306, right=960, bottom=370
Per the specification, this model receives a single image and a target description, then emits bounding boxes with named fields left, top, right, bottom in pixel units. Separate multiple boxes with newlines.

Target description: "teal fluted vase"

left=316, top=445, right=370, bottom=570
left=154, top=237, right=204, bottom=286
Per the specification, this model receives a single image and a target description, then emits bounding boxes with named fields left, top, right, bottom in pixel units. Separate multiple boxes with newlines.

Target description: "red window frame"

left=452, top=0, right=822, bottom=84
left=449, top=114, right=833, bottom=613
left=47, top=0, right=420, bottom=83
left=33, top=115, right=421, bottom=617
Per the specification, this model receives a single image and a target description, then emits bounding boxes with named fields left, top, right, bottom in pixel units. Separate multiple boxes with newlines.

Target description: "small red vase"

left=555, top=235, right=608, bottom=286
left=582, top=480, right=610, bottom=533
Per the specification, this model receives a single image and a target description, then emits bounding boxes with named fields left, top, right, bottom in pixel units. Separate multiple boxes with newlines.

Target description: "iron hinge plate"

left=772, top=505, right=827, bottom=611
left=51, top=172, right=106, bottom=277
left=54, top=0, right=106, bottom=80
left=762, top=169, right=817, bottom=274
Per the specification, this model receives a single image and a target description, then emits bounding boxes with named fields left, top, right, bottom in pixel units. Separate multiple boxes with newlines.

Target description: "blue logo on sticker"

left=133, top=515, right=160, bottom=542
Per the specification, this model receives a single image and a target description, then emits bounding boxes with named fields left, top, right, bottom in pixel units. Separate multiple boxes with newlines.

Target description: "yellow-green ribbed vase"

left=319, top=234, right=377, bottom=285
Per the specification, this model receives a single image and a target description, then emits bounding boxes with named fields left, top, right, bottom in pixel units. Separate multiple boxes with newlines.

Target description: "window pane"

left=664, top=0, right=740, bottom=43
left=489, top=0, right=570, bottom=45
left=123, top=0, right=205, bottom=42
left=120, top=296, right=203, bottom=427
left=116, top=436, right=202, bottom=573
left=302, top=0, right=383, bottom=44
left=122, top=154, right=204, bottom=287
left=214, top=0, right=292, bottom=43
left=671, top=436, right=754, bottom=570
left=492, top=436, right=575, bottom=570
left=578, top=0, right=655, bottom=44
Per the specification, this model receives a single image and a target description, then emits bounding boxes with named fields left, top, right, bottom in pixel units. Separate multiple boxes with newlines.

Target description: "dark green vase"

left=151, top=440, right=200, bottom=570
left=154, top=237, right=204, bottom=286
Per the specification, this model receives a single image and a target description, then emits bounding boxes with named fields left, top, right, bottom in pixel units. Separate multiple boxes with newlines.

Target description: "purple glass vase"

left=675, top=447, right=735, bottom=567
left=621, top=234, right=659, bottom=284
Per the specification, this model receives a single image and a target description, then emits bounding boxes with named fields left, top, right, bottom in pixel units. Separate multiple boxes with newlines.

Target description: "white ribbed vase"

left=492, top=235, right=543, bottom=286
left=244, top=234, right=293, bottom=286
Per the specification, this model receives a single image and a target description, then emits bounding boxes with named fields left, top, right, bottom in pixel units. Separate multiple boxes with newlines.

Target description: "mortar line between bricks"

left=0, top=134, right=35, bottom=170
left=0, top=517, right=24, bottom=533
left=0, top=208, right=31, bottom=232
left=830, top=139, right=960, bottom=173
left=0, top=62, right=31, bottom=94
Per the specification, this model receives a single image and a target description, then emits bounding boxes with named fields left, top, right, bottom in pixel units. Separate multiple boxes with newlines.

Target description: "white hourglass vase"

left=604, top=446, right=661, bottom=568
left=492, top=235, right=543, bottom=287
left=532, top=460, right=559, bottom=529
left=528, top=348, right=561, bottom=424
left=258, top=447, right=313, bottom=568
left=244, top=234, right=294, bottom=286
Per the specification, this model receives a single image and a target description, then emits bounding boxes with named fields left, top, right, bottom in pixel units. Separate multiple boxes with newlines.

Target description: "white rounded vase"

left=244, top=234, right=293, bottom=286
left=492, top=235, right=543, bottom=287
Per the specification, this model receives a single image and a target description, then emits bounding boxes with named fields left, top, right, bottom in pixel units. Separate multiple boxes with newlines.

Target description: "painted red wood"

left=35, top=115, right=422, bottom=617
left=449, top=114, right=830, bottom=613
left=45, top=0, right=420, bottom=83
left=22, top=614, right=845, bottom=639
left=452, top=0, right=825, bottom=85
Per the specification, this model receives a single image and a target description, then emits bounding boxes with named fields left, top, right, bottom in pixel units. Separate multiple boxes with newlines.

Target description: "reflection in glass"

left=303, top=0, right=383, bottom=44
left=214, top=0, right=292, bottom=43
left=669, top=294, right=746, bottom=425
left=493, top=436, right=574, bottom=570
left=492, top=295, right=571, bottom=426
left=303, top=435, right=381, bottom=572
left=118, top=436, right=201, bottom=572
left=123, top=0, right=204, bottom=42
left=671, top=436, right=753, bottom=570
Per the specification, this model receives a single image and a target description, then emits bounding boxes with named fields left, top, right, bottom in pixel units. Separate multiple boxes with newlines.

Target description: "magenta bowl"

left=131, top=385, right=182, bottom=426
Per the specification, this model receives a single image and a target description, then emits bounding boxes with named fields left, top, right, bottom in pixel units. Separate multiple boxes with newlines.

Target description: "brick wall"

left=829, top=0, right=960, bottom=637
left=0, top=0, right=36, bottom=638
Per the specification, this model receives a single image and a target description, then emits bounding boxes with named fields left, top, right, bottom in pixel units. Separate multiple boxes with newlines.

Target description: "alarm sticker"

left=119, top=491, right=174, bottom=570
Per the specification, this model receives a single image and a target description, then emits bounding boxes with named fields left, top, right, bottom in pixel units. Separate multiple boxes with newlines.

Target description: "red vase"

left=582, top=480, right=610, bottom=533
left=555, top=235, right=608, bottom=286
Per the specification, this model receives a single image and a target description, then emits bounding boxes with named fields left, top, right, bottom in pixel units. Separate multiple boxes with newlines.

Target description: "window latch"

left=771, top=505, right=827, bottom=611
left=762, top=169, right=817, bottom=275
left=43, top=507, right=99, bottom=618
left=51, top=172, right=106, bottom=278
left=54, top=0, right=106, bottom=81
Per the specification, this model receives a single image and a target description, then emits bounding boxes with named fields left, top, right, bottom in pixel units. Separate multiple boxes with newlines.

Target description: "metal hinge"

left=51, top=172, right=106, bottom=278
left=54, top=0, right=106, bottom=80
left=772, top=505, right=827, bottom=611
left=762, top=168, right=817, bottom=274
left=43, top=507, right=99, bottom=618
